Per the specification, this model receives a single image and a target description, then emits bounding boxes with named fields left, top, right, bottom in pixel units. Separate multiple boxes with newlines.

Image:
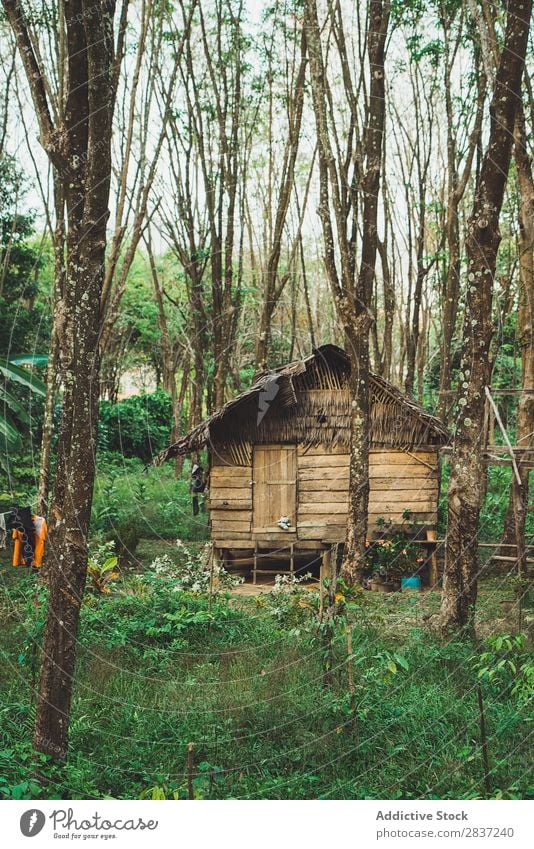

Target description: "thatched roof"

left=155, top=345, right=448, bottom=464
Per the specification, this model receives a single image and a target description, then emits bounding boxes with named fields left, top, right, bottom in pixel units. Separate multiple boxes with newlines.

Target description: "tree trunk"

left=2, top=0, right=120, bottom=759
left=305, top=0, right=389, bottom=583
left=377, top=236, right=394, bottom=380
left=500, top=101, right=534, bottom=552
left=437, top=23, right=485, bottom=424
left=440, top=0, right=532, bottom=632
left=37, top=177, right=66, bottom=518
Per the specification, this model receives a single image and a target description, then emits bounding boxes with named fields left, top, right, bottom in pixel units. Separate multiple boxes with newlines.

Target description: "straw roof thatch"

left=155, top=345, right=448, bottom=465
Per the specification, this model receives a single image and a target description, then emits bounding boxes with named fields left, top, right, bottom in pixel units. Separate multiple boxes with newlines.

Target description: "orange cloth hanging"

left=12, top=515, right=47, bottom=568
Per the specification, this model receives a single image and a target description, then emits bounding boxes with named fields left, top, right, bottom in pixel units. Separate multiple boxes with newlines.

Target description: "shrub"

left=150, top=539, right=242, bottom=593
left=98, top=389, right=172, bottom=461
left=91, top=462, right=209, bottom=543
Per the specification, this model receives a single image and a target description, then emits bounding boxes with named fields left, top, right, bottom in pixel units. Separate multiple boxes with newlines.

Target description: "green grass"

left=91, top=456, right=209, bottom=543
left=0, top=564, right=531, bottom=801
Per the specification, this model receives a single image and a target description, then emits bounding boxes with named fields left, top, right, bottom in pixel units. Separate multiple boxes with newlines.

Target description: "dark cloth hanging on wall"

left=10, top=506, right=35, bottom=567
left=191, top=464, right=206, bottom=516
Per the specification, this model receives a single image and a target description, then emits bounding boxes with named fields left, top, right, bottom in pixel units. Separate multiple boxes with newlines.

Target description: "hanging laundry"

left=11, top=506, right=35, bottom=567
left=12, top=511, right=47, bottom=568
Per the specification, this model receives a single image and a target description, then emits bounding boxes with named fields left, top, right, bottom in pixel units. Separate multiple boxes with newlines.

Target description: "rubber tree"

left=440, top=0, right=532, bottom=632
left=305, top=0, right=390, bottom=582
left=2, top=0, right=127, bottom=758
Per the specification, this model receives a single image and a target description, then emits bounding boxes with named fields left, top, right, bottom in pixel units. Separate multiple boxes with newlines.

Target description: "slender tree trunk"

left=437, top=23, right=485, bottom=423
left=37, top=180, right=65, bottom=517
left=499, top=102, right=534, bottom=553
left=404, top=262, right=426, bottom=397
left=3, top=0, right=121, bottom=758
left=305, top=0, right=389, bottom=582
left=377, top=237, right=394, bottom=380
left=441, top=0, right=532, bottom=632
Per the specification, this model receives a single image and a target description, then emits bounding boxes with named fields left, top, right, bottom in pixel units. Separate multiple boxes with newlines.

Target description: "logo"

left=20, top=809, right=46, bottom=837
left=257, top=375, right=279, bottom=425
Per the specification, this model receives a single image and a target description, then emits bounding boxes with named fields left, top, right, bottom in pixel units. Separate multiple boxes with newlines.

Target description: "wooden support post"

left=253, top=541, right=258, bottom=585
left=321, top=547, right=331, bottom=584
left=346, top=624, right=356, bottom=727
left=187, top=742, right=194, bottom=800
left=290, top=543, right=294, bottom=577
left=426, top=528, right=438, bottom=587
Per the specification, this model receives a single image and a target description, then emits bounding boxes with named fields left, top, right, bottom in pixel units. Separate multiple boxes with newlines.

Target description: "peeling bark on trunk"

left=2, top=0, right=120, bottom=759
left=305, top=0, right=389, bottom=583
left=500, top=102, right=534, bottom=553
left=440, top=0, right=532, bottom=632
left=437, top=22, right=485, bottom=424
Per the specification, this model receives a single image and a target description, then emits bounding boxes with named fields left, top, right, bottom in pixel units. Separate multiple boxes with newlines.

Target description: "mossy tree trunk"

left=305, top=0, right=389, bottom=582
left=441, top=0, right=532, bottom=632
left=2, top=0, right=122, bottom=759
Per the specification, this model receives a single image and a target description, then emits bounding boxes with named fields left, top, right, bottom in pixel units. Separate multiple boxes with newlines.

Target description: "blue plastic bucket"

left=401, top=576, right=421, bottom=591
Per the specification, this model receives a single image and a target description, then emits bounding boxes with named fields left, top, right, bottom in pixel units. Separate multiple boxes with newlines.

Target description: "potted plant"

left=388, top=540, right=424, bottom=590
left=366, top=534, right=399, bottom=592
left=365, top=518, right=423, bottom=591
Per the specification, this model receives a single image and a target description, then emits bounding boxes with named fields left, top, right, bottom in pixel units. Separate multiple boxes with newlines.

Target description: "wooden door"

left=253, top=445, right=297, bottom=534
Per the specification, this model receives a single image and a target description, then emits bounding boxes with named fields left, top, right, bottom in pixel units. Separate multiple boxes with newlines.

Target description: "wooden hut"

left=157, top=345, right=448, bottom=578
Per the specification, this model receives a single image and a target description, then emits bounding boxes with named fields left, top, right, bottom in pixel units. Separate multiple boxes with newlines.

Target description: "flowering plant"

left=151, top=540, right=242, bottom=593
left=366, top=521, right=422, bottom=580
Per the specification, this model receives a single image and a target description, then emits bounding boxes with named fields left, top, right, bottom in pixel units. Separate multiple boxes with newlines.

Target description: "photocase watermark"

left=18, top=807, right=159, bottom=840
left=20, top=809, right=46, bottom=837
left=257, top=375, right=280, bottom=425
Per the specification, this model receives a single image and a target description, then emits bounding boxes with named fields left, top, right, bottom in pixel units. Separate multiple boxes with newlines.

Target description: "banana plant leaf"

left=0, top=413, right=23, bottom=451
left=0, top=385, right=32, bottom=426
left=0, top=359, right=46, bottom=395
left=9, top=354, right=49, bottom=368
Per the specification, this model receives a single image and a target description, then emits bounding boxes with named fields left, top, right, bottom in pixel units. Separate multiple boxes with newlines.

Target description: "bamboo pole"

left=477, top=684, right=491, bottom=796
left=187, top=742, right=194, bottom=800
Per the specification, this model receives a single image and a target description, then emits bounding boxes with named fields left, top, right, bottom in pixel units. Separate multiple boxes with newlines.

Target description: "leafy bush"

left=98, top=389, right=173, bottom=461
left=91, top=461, right=209, bottom=542
left=150, top=539, right=242, bottom=592
left=256, top=572, right=317, bottom=627
left=87, top=541, right=120, bottom=594
left=366, top=530, right=422, bottom=580
left=474, top=634, right=534, bottom=706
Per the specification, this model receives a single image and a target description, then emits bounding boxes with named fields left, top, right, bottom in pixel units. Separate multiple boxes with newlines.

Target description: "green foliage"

left=255, top=572, right=318, bottom=628
left=149, top=540, right=241, bottom=592
left=0, top=570, right=531, bottom=800
left=0, top=357, right=46, bottom=472
left=366, top=523, right=422, bottom=579
left=98, top=390, right=173, bottom=461
left=91, top=459, right=209, bottom=542
left=474, top=634, right=533, bottom=706
left=87, top=541, right=120, bottom=594
left=0, top=156, right=51, bottom=358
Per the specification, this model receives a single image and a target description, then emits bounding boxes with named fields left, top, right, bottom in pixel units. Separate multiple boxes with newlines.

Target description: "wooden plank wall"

left=297, top=445, right=347, bottom=542
left=209, top=444, right=440, bottom=547
left=209, top=450, right=253, bottom=542
left=297, top=445, right=439, bottom=542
